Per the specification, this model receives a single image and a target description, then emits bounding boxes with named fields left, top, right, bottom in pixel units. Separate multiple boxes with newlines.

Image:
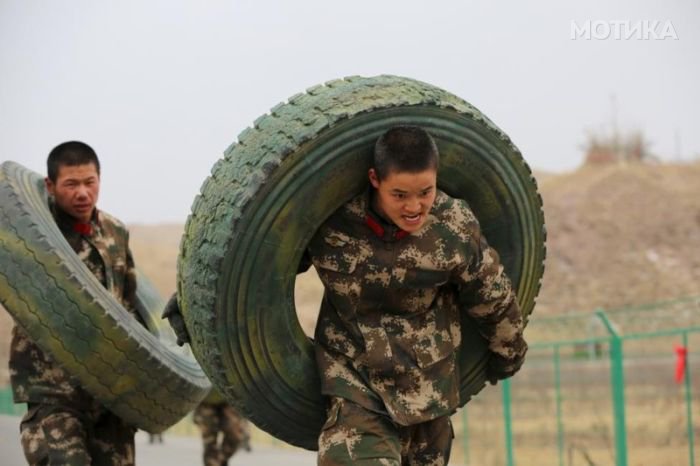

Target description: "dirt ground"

left=0, top=414, right=319, bottom=466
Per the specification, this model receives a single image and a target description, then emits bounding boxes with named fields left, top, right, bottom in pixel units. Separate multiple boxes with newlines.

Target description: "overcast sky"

left=1, top=0, right=698, bottom=224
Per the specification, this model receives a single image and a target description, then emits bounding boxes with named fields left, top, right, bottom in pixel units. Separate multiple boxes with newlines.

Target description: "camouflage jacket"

left=9, top=201, right=139, bottom=406
left=306, top=189, right=527, bottom=426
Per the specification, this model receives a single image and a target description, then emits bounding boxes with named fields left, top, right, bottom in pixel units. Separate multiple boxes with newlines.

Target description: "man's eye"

left=394, top=193, right=405, bottom=199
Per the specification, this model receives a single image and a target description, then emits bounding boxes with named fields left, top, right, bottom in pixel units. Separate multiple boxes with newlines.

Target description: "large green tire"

left=178, top=75, right=546, bottom=449
left=0, top=161, right=211, bottom=433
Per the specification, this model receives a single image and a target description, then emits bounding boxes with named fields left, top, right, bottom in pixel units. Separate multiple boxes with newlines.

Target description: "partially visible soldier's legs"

left=194, top=403, right=223, bottom=466
left=318, top=397, right=401, bottom=466
left=219, top=404, right=248, bottom=463
left=20, top=404, right=91, bottom=466
left=89, top=408, right=136, bottom=466
left=400, top=415, right=453, bottom=466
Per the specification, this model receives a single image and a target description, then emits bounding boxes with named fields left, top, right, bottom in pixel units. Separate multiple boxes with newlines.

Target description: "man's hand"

left=485, top=351, right=526, bottom=386
left=162, top=293, right=191, bottom=346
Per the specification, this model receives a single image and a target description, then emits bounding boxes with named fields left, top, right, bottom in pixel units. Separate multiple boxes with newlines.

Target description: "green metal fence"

left=0, top=386, right=25, bottom=416
left=453, top=296, right=700, bottom=466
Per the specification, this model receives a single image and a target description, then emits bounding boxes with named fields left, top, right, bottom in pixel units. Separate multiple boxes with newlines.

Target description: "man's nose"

left=405, top=198, right=421, bottom=212
left=75, top=185, right=89, bottom=198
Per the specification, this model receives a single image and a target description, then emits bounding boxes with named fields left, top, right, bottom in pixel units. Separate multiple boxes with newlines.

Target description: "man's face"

left=45, top=163, right=100, bottom=223
left=369, top=167, right=438, bottom=233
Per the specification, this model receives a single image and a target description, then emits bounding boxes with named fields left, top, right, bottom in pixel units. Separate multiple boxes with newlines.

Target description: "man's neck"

left=369, top=189, right=393, bottom=227
left=50, top=200, right=97, bottom=231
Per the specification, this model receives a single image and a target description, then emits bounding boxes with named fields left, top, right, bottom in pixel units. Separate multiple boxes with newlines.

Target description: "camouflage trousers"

left=193, top=402, right=250, bottom=466
left=19, top=402, right=136, bottom=466
left=318, top=397, right=453, bottom=466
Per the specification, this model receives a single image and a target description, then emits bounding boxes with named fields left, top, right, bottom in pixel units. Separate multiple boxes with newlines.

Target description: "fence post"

left=554, top=346, right=565, bottom=466
left=0, top=386, right=9, bottom=415
left=682, top=332, right=696, bottom=466
left=502, top=378, right=515, bottom=466
left=596, top=310, right=628, bottom=466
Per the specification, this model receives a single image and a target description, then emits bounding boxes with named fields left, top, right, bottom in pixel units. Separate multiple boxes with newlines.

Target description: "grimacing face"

left=368, top=167, right=438, bottom=233
left=45, top=163, right=100, bottom=223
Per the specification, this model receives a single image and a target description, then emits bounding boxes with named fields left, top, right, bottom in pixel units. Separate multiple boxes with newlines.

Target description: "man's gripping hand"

left=486, top=351, right=526, bottom=386
left=162, top=293, right=191, bottom=346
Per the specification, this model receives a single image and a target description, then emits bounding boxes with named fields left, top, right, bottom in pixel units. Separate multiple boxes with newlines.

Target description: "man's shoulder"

left=319, top=192, right=367, bottom=230
left=430, top=190, right=480, bottom=233
left=309, top=193, right=371, bottom=257
left=96, top=210, right=129, bottom=238
left=341, top=192, right=368, bottom=220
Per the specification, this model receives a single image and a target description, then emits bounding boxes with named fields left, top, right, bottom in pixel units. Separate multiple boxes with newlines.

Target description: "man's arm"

left=453, top=226, right=528, bottom=384
left=162, top=293, right=190, bottom=346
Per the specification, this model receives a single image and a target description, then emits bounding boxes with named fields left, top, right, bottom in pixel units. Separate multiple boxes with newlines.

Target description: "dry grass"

left=448, top=358, right=700, bottom=466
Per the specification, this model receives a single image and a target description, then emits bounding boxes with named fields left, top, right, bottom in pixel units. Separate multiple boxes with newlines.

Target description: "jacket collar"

left=364, top=189, right=409, bottom=242
left=49, top=199, right=98, bottom=237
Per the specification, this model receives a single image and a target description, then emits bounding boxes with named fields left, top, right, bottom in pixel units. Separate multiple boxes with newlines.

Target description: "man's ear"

left=368, top=168, right=380, bottom=189
left=44, top=177, right=55, bottom=196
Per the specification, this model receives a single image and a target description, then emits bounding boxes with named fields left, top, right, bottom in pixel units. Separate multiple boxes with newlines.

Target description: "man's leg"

left=401, top=415, right=453, bottom=466
left=194, top=403, right=223, bottom=466
left=89, top=408, right=136, bottom=466
left=20, top=404, right=92, bottom=466
left=318, top=397, right=401, bottom=466
left=219, top=405, right=249, bottom=463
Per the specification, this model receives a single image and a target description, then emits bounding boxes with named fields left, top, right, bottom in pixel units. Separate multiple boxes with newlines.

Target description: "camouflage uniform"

left=9, top=201, right=140, bottom=466
left=305, top=189, right=527, bottom=465
left=193, top=390, right=250, bottom=466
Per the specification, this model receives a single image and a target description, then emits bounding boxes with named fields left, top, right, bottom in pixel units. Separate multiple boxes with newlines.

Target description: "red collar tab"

left=365, top=215, right=409, bottom=240
left=395, top=229, right=409, bottom=240
left=73, top=222, right=92, bottom=236
left=365, top=215, right=385, bottom=238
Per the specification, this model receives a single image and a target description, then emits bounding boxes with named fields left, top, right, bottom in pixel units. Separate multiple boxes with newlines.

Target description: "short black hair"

left=373, top=125, right=439, bottom=181
left=47, top=141, right=100, bottom=182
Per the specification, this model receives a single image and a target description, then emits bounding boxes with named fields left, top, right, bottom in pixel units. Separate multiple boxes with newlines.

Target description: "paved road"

left=1, top=415, right=317, bottom=465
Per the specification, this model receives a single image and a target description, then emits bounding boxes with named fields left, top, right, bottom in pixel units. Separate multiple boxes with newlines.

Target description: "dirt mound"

left=536, top=161, right=700, bottom=314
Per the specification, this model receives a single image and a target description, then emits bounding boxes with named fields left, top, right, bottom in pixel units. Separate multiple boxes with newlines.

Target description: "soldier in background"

left=193, top=388, right=251, bottom=466
left=300, top=126, right=528, bottom=465
left=9, top=141, right=142, bottom=465
left=148, top=431, right=164, bottom=444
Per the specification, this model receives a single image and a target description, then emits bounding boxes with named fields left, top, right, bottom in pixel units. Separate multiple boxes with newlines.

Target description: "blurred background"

left=1, top=1, right=699, bottom=464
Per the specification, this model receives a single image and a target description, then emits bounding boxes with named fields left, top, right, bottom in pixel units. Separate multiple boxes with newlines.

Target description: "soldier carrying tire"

left=299, top=125, right=528, bottom=464
left=9, top=141, right=143, bottom=465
